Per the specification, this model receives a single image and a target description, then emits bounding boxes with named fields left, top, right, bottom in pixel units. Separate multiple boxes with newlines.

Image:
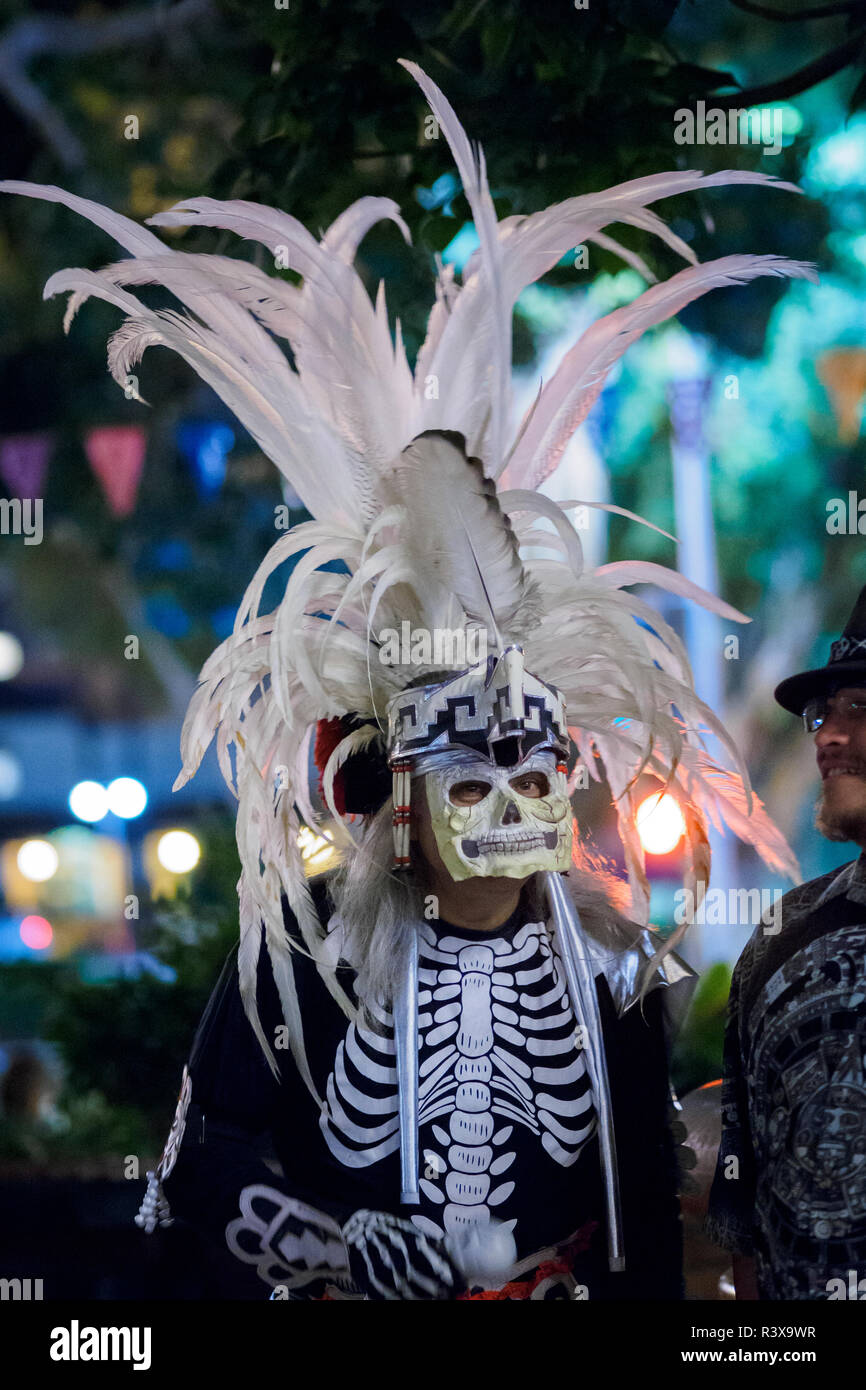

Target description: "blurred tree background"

left=3, top=0, right=866, bottom=1158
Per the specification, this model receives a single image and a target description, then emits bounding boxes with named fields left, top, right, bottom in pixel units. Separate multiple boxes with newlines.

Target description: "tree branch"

left=709, top=26, right=866, bottom=106
left=729, top=0, right=866, bottom=21
left=0, top=0, right=215, bottom=171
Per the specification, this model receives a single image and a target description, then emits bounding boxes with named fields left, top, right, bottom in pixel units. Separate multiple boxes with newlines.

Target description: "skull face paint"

left=421, top=750, right=573, bottom=881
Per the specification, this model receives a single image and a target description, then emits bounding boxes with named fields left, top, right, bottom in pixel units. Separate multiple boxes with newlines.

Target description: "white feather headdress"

left=1, top=60, right=809, bottom=1094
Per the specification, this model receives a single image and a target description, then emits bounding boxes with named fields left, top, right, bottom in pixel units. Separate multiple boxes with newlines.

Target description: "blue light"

left=805, top=119, right=866, bottom=193
left=415, top=171, right=459, bottom=213
left=150, top=539, right=193, bottom=571
left=177, top=421, right=235, bottom=497
left=145, top=594, right=191, bottom=638
left=442, top=222, right=480, bottom=272
left=211, top=605, right=237, bottom=639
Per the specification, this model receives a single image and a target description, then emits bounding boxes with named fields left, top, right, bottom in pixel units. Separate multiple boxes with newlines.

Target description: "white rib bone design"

left=318, top=994, right=401, bottom=1168
left=320, top=919, right=597, bottom=1241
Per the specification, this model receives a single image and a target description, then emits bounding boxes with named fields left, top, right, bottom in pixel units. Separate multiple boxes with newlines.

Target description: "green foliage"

left=146, top=811, right=245, bottom=993
left=43, top=971, right=204, bottom=1135
left=206, top=1, right=761, bottom=340
left=0, top=1088, right=150, bottom=1166
left=0, top=0, right=841, bottom=710
left=0, top=814, right=241, bottom=1158
left=671, top=961, right=732, bottom=1096
left=0, top=959, right=66, bottom=1037
left=46, top=814, right=239, bottom=1128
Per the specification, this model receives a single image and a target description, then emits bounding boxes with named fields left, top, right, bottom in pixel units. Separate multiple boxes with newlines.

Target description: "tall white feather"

left=505, top=255, right=817, bottom=490
left=399, top=60, right=510, bottom=475
left=0, top=64, right=809, bottom=1090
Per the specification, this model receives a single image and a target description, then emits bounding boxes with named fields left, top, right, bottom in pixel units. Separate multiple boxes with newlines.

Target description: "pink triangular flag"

left=83, top=425, right=147, bottom=517
left=0, top=432, right=53, bottom=499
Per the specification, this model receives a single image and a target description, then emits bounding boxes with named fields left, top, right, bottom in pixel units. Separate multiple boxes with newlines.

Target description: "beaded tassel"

left=134, top=1170, right=174, bottom=1233
left=392, top=759, right=412, bottom=869
left=134, top=1063, right=190, bottom=1234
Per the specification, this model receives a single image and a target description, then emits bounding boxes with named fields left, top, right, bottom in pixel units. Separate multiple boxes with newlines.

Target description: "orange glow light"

left=636, top=792, right=686, bottom=855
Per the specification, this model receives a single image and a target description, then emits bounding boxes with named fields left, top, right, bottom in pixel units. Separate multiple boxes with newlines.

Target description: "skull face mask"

left=420, top=749, right=573, bottom=881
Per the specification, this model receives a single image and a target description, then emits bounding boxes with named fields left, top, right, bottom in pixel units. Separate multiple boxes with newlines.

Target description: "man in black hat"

left=706, top=586, right=866, bottom=1300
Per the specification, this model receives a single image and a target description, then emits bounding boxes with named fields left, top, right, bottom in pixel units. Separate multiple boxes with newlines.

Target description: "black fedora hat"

left=775, top=584, right=866, bottom=714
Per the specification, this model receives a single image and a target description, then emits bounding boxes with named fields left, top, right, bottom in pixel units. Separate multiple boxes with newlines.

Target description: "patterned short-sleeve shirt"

left=706, top=855, right=866, bottom=1299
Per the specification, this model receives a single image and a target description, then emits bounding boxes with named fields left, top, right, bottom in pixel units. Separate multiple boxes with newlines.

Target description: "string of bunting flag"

left=0, top=421, right=236, bottom=516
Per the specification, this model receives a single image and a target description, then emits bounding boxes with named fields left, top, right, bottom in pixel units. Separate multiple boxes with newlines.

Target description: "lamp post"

left=666, top=331, right=735, bottom=969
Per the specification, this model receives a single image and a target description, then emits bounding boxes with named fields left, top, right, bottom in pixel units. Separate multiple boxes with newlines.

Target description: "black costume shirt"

left=157, top=876, right=684, bottom=1300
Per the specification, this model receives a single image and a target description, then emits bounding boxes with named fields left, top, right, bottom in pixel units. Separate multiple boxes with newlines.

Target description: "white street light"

left=69, top=780, right=109, bottom=823
left=17, top=838, right=59, bottom=882
left=106, top=777, right=148, bottom=819
left=157, top=830, right=201, bottom=874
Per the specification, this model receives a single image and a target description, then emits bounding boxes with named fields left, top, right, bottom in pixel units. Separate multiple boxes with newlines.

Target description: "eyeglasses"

left=803, top=694, right=866, bottom=733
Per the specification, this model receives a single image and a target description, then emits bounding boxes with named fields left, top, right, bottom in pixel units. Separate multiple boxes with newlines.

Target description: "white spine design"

left=321, top=919, right=597, bottom=1242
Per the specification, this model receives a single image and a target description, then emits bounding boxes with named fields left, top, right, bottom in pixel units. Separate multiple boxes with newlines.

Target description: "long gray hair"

left=328, top=798, right=422, bottom=1021
left=328, top=794, right=653, bottom=1023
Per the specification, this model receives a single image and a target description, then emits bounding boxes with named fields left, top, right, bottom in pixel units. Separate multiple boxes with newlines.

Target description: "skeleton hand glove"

left=341, top=1209, right=466, bottom=1300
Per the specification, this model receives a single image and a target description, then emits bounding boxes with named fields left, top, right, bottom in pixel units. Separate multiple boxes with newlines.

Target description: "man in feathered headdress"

left=3, top=61, right=806, bottom=1299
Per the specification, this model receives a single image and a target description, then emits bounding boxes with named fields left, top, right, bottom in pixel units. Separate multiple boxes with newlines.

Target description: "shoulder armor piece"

left=580, top=927, right=697, bottom=1045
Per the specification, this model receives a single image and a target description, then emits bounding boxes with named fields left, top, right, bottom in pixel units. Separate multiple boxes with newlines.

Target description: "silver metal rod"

left=544, top=870, right=624, bottom=1272
left=394, top=927, right=420, bottom=1204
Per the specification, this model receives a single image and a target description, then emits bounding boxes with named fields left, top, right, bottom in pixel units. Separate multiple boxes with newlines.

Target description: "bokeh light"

left=0, top=750, right=22, bottom=800
left=636, top=792, right=686, bottom=855
left=20, top=914, right=53, bottom=950
left=69, top=781, right=109, bottom=823
left=157, top=829, right=201, bottom=873
left=0, top=632, right=24, bottom=681
left=298, top=825, right=338, bottom=872
left=17, top=839, right=59, bottom=882
left=106, top=777, right=148, bottom=819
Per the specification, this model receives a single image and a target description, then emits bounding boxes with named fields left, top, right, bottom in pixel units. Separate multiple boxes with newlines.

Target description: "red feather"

left=313, top=716, right=347, bottom=814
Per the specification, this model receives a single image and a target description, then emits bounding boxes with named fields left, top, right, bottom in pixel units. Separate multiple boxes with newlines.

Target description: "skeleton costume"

left=2, top=61, right=806, bottom=1298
